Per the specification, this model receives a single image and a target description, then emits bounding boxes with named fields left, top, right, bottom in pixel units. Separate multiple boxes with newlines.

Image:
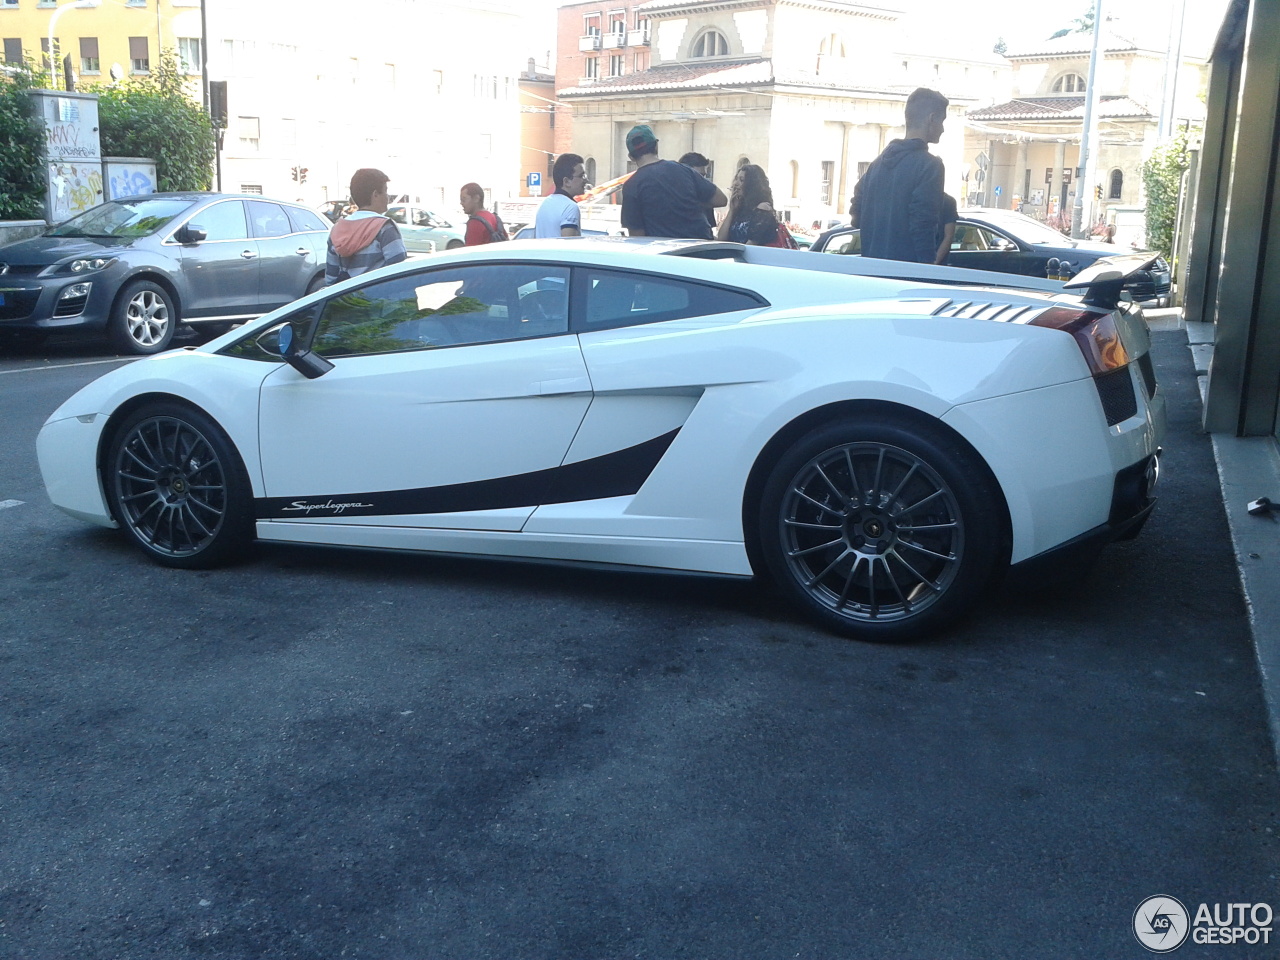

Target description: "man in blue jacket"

left=850, top=88, right=949, bottom=263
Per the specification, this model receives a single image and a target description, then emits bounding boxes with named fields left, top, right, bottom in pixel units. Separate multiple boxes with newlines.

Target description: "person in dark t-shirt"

left=620, top=126, right=726, bottom=240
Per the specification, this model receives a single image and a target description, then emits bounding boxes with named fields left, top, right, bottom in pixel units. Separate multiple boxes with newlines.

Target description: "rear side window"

left=286, top=206, right=329, bottom=233
left=247, top=200, right=291, bottom=238
left=577, top=268, right=764, bottom=331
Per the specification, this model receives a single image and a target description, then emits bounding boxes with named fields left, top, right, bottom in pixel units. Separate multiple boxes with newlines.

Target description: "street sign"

left=527, top=172, right=541, bottom=187
left=994, top=185, right=1002, bottom=198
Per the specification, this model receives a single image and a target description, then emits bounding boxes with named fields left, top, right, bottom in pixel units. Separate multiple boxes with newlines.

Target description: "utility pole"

left=1072, top=0, right=1105, bottom=239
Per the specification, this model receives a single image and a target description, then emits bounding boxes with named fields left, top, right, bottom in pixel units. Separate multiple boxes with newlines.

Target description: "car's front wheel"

left=106, top=403, right=255, bottom=568
left=758, top=416, right=1006, bottom=642
left=445, top=239, right=463, bottom=250
left=110, top=280, right=176, bottom=355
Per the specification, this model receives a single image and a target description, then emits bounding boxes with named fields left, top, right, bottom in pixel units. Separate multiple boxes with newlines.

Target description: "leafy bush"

left=0, top=65, right=50, bottom=219
left=92, top=53, right=213, bottom=192
left=1142, top=133, right=1188, bottom=256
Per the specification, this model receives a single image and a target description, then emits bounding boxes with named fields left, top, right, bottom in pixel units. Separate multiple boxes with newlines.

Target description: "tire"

left=305, top=273, right=325, bottom=295
left=757, top=416, right=1006, bottom=642
left=110, top=280, right=176, bottom=355
left=105, top=402, right=255, bottom=568
left=445, top=239, right=463, bottom=250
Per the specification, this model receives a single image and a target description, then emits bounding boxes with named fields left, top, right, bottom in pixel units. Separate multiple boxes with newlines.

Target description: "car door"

left=249, top=200, right=315, bottom=311
left=175, top=199, right=260, bottom=317
left=256, top=260, right=590, bottom=533
left=944, top=221, right=1036, bottom=276
left=386, top=205, right=435, bottom=253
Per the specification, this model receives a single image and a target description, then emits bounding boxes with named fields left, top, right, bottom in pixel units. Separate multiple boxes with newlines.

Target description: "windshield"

left=982, top=212, right=1071, bottom=245
left=48, top=198, right=195, bottom=239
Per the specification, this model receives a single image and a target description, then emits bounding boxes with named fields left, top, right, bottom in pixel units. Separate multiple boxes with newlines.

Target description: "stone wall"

left=0, top=221, right=46, bottom=247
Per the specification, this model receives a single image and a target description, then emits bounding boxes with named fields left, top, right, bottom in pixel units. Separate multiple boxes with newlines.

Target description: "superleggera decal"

left=255, top=429, right=680, bottom=520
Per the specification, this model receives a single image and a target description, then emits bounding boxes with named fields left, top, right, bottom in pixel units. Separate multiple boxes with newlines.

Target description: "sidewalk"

left=1150, top=306, right=1280, bottom=765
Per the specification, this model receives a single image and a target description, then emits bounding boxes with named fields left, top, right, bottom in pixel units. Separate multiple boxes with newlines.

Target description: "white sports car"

left=37, top=239, right=1164, bottom=641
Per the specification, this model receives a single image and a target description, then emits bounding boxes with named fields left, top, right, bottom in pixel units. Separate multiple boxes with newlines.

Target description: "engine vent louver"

left=932, top=300, right=1040, bottom=324
left=1094, top=365, right=1139, bottom=425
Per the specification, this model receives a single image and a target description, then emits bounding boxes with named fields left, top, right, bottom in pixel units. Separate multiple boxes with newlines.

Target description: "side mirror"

left=277, top=321, right=334, bottom=379
left=177, top=224, right=207, bottom=244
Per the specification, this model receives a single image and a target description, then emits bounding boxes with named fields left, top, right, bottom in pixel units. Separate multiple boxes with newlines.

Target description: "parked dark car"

left=0, top=192, right=332, bottom=354
left=812, top=207, right=1171, bottom=306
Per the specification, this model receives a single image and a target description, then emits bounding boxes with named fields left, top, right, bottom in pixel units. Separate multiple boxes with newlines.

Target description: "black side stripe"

left=255, top=429, right=680, bottom=520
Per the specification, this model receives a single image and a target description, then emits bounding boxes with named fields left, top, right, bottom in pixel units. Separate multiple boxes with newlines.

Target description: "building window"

left=1052, top=73, right=1086, bottom=93
left=79, top=37, right=99, bottom=73
left=178, top=37, right=201, bottom=74
left=38, top=0, right=57, bottom=7
left=128, top=36, right=149, bottom=73
left=1109, top=168, right=1124, bottom=200
left=237, top=115, right=260, bottom=151
left=634, top=49, right=649, bottom=72
left=609, top=11, right=625, bottom=35
left=583, top=14, right=601, bottom=38
left=478, top=133, right=491, bottom=158
left=279, top=117, right=296, bottom=148
left=0, top=1, right=18, bottom=9
left=790, top=159, right=800, bottom=198
left=585, top=157, right=596, bottom=185
left=584, top=56, right=598, bottom=80
left=240, top=184, right=263, bottom=195
left=40, top=36, right=55, bottom=71
left=820, top=160, right=834, bottom=205
left=609, top=54, right=623, bottom=77
left=692, top=29, right=728, bottom=58
left=127, top=0, right=146, bottom=6
left=4, top=38, right=22, bottom=64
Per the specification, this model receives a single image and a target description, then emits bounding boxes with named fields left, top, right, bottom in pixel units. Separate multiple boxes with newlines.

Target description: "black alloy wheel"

left=106, top=403, right=254, bottom=568
left=758, top=416, right=1007, bottom=641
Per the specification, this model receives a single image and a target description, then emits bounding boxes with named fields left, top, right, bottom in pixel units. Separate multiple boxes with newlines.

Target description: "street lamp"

left=48, top=0, right=102, bottom=91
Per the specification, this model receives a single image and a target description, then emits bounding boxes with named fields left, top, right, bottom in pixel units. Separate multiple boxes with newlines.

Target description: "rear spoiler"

left=1063, top=253, right=1159, bottom=309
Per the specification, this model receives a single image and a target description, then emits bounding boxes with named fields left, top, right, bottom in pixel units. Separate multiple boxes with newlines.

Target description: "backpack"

left=469, top=211, right=508, bottom=243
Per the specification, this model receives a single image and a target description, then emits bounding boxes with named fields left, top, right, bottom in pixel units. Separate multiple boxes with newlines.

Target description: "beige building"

left=556, top=0, right=1009, bottom=225
left=204, top=0, right=524, bottom=211
left=519, top=58, right=556, bottom=197
left=964, top=28, right=1207, bottom=228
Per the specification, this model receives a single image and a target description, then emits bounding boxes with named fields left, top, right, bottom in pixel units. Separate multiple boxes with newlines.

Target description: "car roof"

left=114, top=191, right=315, bottom=210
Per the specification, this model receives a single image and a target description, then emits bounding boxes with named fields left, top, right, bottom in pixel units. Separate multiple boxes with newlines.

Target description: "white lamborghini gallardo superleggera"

left=37, top=238, right=1164, bottom=641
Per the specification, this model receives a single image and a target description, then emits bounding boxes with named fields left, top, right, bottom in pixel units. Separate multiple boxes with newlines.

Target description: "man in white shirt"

left=534, top=153, right=585, bottom=238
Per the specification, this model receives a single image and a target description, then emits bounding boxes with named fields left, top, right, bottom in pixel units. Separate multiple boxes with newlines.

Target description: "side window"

left=285, top=205, right=329, bottom=234
left=579, top=269, right=764, bottom=330
left=825, top=231, right=861, bottom=256
left=311, top=263, right=572, bottom=358
left=247, top=200, right=291, bottom=238
left=386, top=207, right=407, bottom=225
left=955, top=224, right=1004, bottom=251
left=189, top=200, right=247, bottom=241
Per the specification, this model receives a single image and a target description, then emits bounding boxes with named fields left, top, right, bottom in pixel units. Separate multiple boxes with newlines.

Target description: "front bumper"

left=0, top=271, right=121, bottom=334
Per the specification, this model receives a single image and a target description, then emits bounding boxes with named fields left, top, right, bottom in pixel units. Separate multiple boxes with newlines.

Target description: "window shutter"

left=129, top=36, right=148, bottom=60
left=80, top=37, right=99, bottom=59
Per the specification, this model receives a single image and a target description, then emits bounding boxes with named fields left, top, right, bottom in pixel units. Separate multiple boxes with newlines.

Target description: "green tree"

left=92, top=52, right=213, bottom=192
left=1142, top=132, right=1189, bottom=256
left=0, top=64, right=49, bottom=219
left=1049, top=5, right=1095, bottom=38
left=993, top=36, right=1008, bottom=55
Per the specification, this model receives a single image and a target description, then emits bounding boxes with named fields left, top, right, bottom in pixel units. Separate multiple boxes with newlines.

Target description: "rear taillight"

left=1029, top=305, right=1130, bottom=375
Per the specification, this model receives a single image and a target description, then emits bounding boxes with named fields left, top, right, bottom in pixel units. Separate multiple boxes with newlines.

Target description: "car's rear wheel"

left=445, top=239, right=463, bottom=250
left=758, top=416, right=1006, bottom=642
left=305, top=273, right=325, bottom=295
left=110, top=280, right=176, bottom=355
left=106, top=403, right=254, bottom=568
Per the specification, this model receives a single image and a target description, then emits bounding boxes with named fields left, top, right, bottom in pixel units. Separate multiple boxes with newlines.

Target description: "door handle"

left=537, top=377, right=591, bottom=396
left=296, top=247, right=310, bottom=256
left=241, top=250, right=258, bottom=260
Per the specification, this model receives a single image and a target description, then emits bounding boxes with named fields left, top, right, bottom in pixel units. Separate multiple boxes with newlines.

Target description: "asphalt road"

left=0, top=330, right=1276, bottom=959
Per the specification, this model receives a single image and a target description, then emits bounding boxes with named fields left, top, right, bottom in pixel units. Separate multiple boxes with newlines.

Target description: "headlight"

left=67, top=257, right=117, bottom=274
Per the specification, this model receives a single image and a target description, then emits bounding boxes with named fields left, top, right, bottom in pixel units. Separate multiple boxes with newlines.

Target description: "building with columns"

left=554, top=0, right=1009, bottom=225
left=964, top=28, right=1207, bottom=227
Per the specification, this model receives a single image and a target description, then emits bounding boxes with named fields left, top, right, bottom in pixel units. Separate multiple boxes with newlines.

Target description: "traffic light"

left=1094, top=183, right=1103, bottom=200
left=298, top=167, right=308, bottom=184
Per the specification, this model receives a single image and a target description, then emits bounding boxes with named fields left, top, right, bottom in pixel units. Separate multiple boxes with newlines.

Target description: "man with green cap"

left=620, top=124, right=726, bottom=240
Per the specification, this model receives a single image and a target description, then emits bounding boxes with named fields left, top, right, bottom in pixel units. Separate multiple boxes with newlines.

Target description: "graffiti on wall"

left=106, top=163, right=157, bottom=200
left=49, top=162, right=105, bottom=222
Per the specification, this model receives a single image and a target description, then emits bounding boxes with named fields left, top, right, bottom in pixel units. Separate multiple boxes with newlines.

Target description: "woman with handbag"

left=716, top=164, right=798, bottom=248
